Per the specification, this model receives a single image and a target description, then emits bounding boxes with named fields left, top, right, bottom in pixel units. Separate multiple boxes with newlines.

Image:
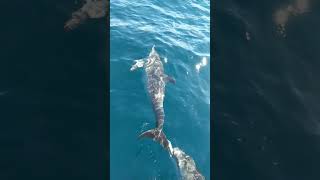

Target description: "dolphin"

left=130, top=45, right=175, bottom=150
left=130, top=46, right=205, bottom=180
left=171, top=147, right=205, bottom=180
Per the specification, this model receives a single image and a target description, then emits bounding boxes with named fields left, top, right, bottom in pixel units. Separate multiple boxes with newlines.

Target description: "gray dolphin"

left=171, top=147, right=205, bottom=180
left=131, top=45, right=175, bottom=149
left=131, top=46, right=205, bottom=180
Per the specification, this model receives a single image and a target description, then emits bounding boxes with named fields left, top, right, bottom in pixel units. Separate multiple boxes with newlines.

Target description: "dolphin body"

left=131, top=46, right=205, bottom=180
left=130, top=45, right=175, bottom=150
left=171, top=147, right=205, bottom=180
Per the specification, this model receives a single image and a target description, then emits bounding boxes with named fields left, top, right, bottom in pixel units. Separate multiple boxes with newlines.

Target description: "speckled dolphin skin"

left=64, top=0, right=108, bottom=31
left=131, top=46, right=205, bottom=180
left=171, top=147, right=205, bottom=180
left=130, top=45, right=175, bottom=150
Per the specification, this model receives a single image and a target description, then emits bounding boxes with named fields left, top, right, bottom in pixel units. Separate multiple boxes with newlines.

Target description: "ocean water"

left=110, top=0, right=210, bottom=179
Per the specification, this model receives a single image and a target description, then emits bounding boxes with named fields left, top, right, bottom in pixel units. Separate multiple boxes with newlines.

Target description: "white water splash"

left=195, top=57, right=208, bottom=72
left=164, top=57, right=168, bottom=63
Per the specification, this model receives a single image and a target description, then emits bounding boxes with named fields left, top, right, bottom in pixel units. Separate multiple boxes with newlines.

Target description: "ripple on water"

left=111, top=0, right=210, bottom=179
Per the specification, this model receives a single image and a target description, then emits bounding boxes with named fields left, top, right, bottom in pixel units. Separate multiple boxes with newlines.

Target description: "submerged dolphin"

left=131, top=46, right=205, bottom=180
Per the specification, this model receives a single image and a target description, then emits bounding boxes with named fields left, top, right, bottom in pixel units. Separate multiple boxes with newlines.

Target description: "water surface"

left=110, top=0, right=210, bottom=179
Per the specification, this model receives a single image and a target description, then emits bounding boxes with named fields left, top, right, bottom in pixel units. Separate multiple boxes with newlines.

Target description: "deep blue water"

left=110, top=0, right=210, bottom=179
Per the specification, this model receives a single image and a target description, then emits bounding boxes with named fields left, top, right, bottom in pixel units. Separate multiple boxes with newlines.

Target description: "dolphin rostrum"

left=131, top=46, right=205, bottom=180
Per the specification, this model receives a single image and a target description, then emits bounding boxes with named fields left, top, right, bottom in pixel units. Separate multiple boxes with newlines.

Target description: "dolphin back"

left=171, top=147, right=205, bottom=180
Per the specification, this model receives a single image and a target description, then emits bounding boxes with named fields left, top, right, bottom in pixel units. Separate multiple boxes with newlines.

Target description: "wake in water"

left=131, top=46, right=205, bottom=180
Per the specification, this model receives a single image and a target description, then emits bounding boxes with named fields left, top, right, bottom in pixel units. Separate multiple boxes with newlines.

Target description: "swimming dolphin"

left=130, top=45, right=175, bottom=150
left=64, top=0, right=108, bottom=31
left=171, top=147, right=205, bottom=180
left=131, top=46, right=205, bottom=180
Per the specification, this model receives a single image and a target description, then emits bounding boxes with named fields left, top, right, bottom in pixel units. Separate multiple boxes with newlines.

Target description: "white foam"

left=195, top=64, right=201, bottom=72
left=201, top=57, right=208, bottom=66
left=195, top=57, right=208, bottom=73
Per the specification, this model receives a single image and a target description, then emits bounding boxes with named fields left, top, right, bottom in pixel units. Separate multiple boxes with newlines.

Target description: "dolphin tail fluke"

left=138, top=129, right=158, bottom=139
left=138, top=128, right=171, bottom=151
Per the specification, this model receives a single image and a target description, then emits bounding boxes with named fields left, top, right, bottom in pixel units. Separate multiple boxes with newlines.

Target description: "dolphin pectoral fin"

left=164, top=75, right=176, bottom=84
left=130, top=59, right=145, bottom=71
left=130, top=65, right=138, bottom=71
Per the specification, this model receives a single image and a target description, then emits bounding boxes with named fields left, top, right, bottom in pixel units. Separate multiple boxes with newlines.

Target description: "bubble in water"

left=195, top=64, right=201, bottom=72
left=141, top=122, right=149, bottom=132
